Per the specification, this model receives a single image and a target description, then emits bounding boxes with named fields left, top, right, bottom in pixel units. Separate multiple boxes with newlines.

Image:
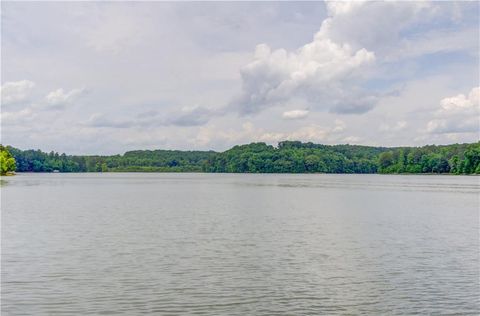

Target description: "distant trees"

left=0, top=145, right=16, bottom=175
left=7, top=147, right=83, bottom=172
left=211, top=141, right=480, bottom=174
left=205, top=141, right=479, bottom=174
left=376, top=143, right=480, bottom=174
left=5, top=141, right=480, bottom=174
left=7, top=146, right=215, bottom=173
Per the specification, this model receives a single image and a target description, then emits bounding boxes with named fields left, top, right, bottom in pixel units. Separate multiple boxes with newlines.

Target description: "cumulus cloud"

left=426, top=87, right=479, bottom=134
left=235, top=31, right=376, bottom=114
left=439, top=88, right=479, bottom=112
left=282, top=109, right=309, bottom=120
left=45, top=88, right=85, bottom=108
left=229, top=2, right=394, bottom=114
left=0, top=80, right=35, bottom=105
left=1, top=84, right=87, bottom=132
left=319, top=1, right=432, bottom=53
left=231, top=1, right=470, bottom=118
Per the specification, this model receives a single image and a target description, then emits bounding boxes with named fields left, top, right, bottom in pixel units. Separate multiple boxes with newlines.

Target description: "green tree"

left=378, top=151, right=394, bottom=172
left=0, top=145, right=16, bottom=175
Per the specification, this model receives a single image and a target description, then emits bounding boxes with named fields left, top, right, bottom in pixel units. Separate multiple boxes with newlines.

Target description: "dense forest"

left=204, top=141, right=480, bottom=174
left=3, top=141, right=480, bottom=174
left=6, top=147, right=215, bottom=173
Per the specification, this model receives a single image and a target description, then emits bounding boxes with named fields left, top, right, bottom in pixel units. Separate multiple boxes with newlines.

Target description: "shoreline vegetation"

left=0, top=145, right=16, bottom=176
left=2, top=141, right=480, bottom=175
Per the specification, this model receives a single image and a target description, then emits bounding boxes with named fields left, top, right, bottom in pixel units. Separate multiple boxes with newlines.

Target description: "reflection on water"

left=2, top=173, right=479, bottom=315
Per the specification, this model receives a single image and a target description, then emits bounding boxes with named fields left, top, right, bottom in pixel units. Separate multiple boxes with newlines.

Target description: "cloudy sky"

left=1, top=1, right=479, bottom=154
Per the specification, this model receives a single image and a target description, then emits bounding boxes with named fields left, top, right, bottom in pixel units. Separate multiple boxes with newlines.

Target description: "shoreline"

left=9, top=171, right=478, bottom=176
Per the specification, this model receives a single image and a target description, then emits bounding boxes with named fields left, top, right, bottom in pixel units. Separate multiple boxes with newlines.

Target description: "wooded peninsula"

left=2, top=141, right=479, bottom=175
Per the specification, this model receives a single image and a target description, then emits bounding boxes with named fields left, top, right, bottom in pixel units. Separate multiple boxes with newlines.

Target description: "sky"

left=1, top=1, right=479, bottom=155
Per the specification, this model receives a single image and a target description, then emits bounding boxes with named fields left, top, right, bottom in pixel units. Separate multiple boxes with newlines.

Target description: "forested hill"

left=4, top=141, right=480, bottom=174
left=203, top=141, right=479, bottom=174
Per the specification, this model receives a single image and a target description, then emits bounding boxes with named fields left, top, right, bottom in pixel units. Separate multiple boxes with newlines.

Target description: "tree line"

left=2, top=141, right=479, bottom=174
left=5, top=147, right=215, bottom=173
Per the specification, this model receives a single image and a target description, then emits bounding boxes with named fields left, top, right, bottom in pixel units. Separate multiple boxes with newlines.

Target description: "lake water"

left=1, top=173, right=479, bottom=315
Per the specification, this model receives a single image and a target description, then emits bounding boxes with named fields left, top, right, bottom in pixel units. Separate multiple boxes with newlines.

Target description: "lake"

left=1, top=173, right=479, bottom=315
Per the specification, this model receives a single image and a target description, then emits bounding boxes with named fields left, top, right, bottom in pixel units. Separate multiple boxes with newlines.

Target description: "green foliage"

left=8, top=146, right=215, bottom=173
left=205, top=141, right=389, bottom=174
left=7, top=147, right=83, bottom=172
left=376, top=142, right=480, bottom=174
left=0, top=145, right=16, bottom=175
left=6, top=141, right=480, bottom=174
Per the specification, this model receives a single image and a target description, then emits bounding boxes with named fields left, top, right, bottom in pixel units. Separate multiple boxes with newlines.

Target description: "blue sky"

left=1, top=1, right=479, bottom=154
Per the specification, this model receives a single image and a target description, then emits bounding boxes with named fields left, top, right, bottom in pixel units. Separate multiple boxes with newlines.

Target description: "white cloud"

left=439, top=87, right=479, bottom=112
left=45, top=88, right=84, bottom=108
left=233, top=1, right=403, bottom=116
left=426, top=87, right=479, bottom=134
left=231, top=1, right=477, bottom=119
left=236, top=30, right=376, bottom=114
left=0, top=80, right=35, bottom=105
left=320, top=1, right=433, bottom=55
left=282, top=109, right=309, bottom=120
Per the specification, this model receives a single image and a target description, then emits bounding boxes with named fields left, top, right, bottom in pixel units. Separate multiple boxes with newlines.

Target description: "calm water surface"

left=2, top=173, right=479, bottom=315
